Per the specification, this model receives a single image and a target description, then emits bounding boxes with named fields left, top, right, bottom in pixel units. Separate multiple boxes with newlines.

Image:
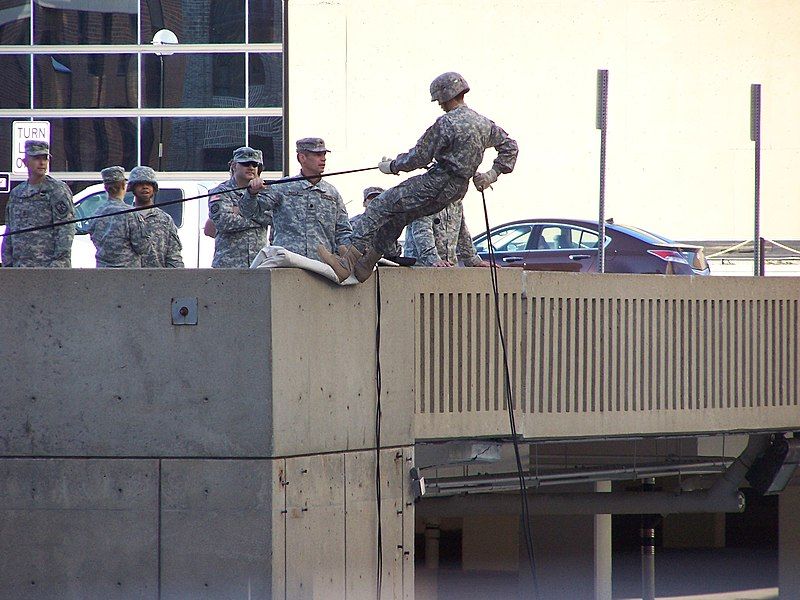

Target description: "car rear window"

left=614, top=224, right=675, bottom=245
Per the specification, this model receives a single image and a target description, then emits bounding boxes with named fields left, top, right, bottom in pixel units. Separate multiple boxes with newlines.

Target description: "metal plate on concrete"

left=171, top=297, right=198, bottom=325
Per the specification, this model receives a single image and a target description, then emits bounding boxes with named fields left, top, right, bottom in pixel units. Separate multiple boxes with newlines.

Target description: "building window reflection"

left=0, top=55, right=30, bottom=109
left=33, top=0, right=138, bottom=45
left=0, top=0, right=286, bottom=182
left=44, top=117, right=138, bottom=171
left=34, top=54, right=138, bottom=108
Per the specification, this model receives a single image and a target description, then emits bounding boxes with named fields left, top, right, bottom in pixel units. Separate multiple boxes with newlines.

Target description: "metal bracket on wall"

left=171, top=297, right=198, bottom=325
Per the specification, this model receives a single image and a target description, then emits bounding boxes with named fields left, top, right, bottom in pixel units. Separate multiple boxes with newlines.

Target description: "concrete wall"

left=2, top=266, right=799, bottom=598
left=0, top=268, right=414, bottom=457
left=288, top=1, right=800, bottom=242
left=0, top=268, right=414, bottom=599
left=3, top=267, right=799, bottom=450
left=0, top=450, right=413, bottom=600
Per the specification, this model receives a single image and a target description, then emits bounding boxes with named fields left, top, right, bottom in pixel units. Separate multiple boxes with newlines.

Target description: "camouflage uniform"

left=140, top=208, right=183, bottom=268
left=1, top=141, right=75, bottom=267
left=404, top=200, right=483, bottom=266
left=209, top=146, right=272, bottom=268
left=209, top=177, right=271, bottom=268
left=86, top=166, right=150, bottom=268
left=351, top=104, right=518, bottom=255
left=125, top=165, right=183, bottom=268
left=239, top=177, right=351, bottom=261
left=239, top=138, right=352, bottom=261
left=89, top=198, right=151, bottom=267
left=350, top=186, right=401, bottom=257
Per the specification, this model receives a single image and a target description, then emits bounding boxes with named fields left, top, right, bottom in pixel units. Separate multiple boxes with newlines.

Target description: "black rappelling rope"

left=374, top=264, right=383, bottom=599
left=1, top=165, right=380, bottom=238
left=479, top=187, right=540, bottom=599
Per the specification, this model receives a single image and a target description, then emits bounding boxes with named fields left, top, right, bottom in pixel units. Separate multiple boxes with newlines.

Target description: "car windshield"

left=74, top=192, right=134, bottom=234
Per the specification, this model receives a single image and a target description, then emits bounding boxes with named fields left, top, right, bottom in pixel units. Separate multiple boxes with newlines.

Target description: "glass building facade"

left=0, top=0, right=287, bottom=191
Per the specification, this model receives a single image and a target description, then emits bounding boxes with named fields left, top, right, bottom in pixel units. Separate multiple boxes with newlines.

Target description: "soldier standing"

left=127, top=166, right=184, bottom=268
left=208, top=146, right=271, bottom=268
left=317, top=72, right=518, bottom=282
left=404, top=200, right=489, bottom=267
left=88, top=166, right=151, bottom=268
left=1, top=140, right=75, bottom=267
left=238, top=138, right=352, bottom=262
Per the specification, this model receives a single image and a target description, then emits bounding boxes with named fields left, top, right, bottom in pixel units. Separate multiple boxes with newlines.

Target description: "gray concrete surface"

left=2, top=267, right=798, bottom=598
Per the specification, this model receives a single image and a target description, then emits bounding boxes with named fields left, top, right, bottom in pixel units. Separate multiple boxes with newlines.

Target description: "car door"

left=521, top=224, right=599, bottom=272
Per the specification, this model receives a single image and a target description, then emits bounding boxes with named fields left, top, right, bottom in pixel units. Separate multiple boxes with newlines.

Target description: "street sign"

left=12, top=121, right=51, bottom=173
left=0, top=172, right=9, bottom=194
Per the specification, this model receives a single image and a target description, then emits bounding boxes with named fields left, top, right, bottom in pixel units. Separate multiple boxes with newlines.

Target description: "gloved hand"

left=379, top=156, right=397, bottom=175
left=472, top=168, right=498, bottom=191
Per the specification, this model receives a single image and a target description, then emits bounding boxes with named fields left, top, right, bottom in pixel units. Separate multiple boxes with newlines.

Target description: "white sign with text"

left=12, top=121, right=51, bottom=173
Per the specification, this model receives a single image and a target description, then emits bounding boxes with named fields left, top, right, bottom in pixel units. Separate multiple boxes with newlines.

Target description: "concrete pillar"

left=414, top=519, right=441, bottom=600
left=779, top=485, right=800, bottom=597
left=594, top=481, right=612, bottom=600
left=518, top=505, right=607, bottom=599
left=424, top=519, right=441, bottom=570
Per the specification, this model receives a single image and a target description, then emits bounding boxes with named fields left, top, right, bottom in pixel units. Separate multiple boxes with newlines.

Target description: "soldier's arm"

left=408, top=215, right=442, bottom=266
left=51, top=183, right=75, bottom=264
left=1, top=204, right=12, bottom=266
left=393, top=118, right=448, bottom=173
left=488, top=124, right=519, bottom=176
left=165, top=222, right=184, bottom=268
left=238, top=187, right=278, bottom=224
left=209, top=190, right=262, bottom=233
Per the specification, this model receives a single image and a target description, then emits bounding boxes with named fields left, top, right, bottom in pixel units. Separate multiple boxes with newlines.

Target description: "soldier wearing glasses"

left=238, top=138, right=352, bottom=262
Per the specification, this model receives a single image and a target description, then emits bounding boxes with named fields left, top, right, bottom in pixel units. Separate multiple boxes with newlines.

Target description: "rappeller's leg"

left=319, top=173, right=468, bottom=283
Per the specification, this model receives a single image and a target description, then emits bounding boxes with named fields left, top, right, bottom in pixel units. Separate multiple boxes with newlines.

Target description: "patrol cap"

left=232, top=146, right=263, bottom=165
left=363, top=186, right=384, bottom=202
left=25, top=140, right=50, bottom=157
left=101, top=166, right=126, bottom=184
left=296, top=137, right=330, bottom=153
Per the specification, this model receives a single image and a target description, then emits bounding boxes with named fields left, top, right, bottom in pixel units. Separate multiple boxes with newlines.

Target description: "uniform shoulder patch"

left=54, top=200, right=69, bottom=217
left=210, top=202, right=221, bottom=215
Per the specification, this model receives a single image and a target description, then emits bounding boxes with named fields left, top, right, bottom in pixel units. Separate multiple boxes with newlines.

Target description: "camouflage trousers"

left=351, top=167, right=469, bottom=255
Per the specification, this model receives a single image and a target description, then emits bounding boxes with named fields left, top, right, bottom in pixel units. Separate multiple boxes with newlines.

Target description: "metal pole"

left=596, top=69, right=609, bottom=273
left=640, top=478, right=656, bottom=600
left=158, top=55, right=165, bottom=172
left=751, top=83, right=761, bottom=276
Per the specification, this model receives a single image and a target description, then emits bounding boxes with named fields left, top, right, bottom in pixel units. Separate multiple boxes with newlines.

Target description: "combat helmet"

left=429, top=72, right=470, bottom=103
left=127, top=166, right=159, bottom=192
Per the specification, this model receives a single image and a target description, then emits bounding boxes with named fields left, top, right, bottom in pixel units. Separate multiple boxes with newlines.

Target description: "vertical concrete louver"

left=413, top=271, right=799, bottom=440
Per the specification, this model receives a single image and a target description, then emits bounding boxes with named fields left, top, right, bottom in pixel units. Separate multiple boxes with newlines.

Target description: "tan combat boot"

left=353, top=247, right=383, bottom=282
left=317, top=244, right=362, bottom=282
